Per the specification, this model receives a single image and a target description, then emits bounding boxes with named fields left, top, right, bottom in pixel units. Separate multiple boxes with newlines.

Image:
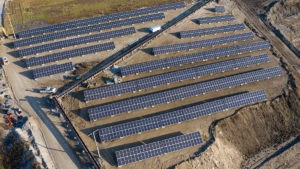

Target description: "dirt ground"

left=57, top=1, right=294, bottom=169
left=267, top=0, right=300, bottom=51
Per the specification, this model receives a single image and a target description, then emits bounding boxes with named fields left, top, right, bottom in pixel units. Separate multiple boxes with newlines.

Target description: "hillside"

left=268, top=0, right=300, bottom=51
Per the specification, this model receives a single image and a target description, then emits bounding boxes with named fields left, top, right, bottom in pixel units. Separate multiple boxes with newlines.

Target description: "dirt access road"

left=235, top=0, right=300, bottom=71
left=0, top=40, right=81, bottom=169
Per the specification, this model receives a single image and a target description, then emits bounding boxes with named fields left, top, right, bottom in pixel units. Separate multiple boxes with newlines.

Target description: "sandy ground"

left=59, top=1, right=290, bottom=169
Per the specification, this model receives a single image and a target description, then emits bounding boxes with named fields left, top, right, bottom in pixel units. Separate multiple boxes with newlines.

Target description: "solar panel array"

left=84, top=54, right=269, bottom=101
left=14, top=13, right=165, bottom=47
left=120, top=41, right=270, bottom=76
left=98, top=90, right=267, bottom=142
left=25, top=42, right=115, bottom=67
left=152, top=32, right=254, bottom=55
left=17, top=27, right=135, bottom=56
left=215, top=6, right=225, bottom=13
left=116, top=132, right=202, bottom=166
left=17, top=2, right=185, bottom=38
left=196, top=14, right=235, bottom=24
left=88, top=67, right=281, bottom=121
left=179, top=24, right=245, bottom=38
left=32, top=62, right=73, bottom=79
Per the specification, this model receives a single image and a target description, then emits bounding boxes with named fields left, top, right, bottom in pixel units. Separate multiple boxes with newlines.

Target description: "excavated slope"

left=176, top=70, right=300, bottom=169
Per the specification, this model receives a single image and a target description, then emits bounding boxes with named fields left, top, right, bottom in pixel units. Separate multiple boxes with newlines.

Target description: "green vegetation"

left=5, top=0, right=187, bottom=33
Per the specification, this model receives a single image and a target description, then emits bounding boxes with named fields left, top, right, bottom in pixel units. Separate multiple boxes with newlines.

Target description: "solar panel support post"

left=92, top=130, right=101, bottom=159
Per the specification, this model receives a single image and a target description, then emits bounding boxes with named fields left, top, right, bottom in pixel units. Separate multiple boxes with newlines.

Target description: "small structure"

left=149, top=25, right=161, bottom=33
left=215, top=6, right=225, bottom=13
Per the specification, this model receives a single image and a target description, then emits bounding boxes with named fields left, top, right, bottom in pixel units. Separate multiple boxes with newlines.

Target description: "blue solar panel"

left=120, top=41, right=270, bottom=76
left=116, top=132, right=202, bottom=166
left=84, top=54, right=269, bottom=101
left=17, top=27, right=135, bottom=57
left=17, top=2, right=185, bottom=38
left=24, top=42, right=115, bottom=67
left=32, top=62, right=73, bottom=79
left=215, top=6, right=225, bottom=13
left=152, top=32, right=254, bottom=55
left=98, top=90, right=267, bottom=142
left=196, top=14, right=235, bottom=24
left=15, top=13, right=164, bottom=47
left=179, top=24, right=245, bottom=38
left=88, top=67, right=281, bottom=121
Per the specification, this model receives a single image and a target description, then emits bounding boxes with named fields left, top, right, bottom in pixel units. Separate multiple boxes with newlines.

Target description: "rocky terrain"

left=268, top=0, right=300, bottom=51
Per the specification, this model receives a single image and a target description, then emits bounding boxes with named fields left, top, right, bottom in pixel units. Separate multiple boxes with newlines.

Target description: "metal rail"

left=53, top=1, right=212, bottom=168
left=52, top=97, right=102, bottom=168
left=56, top=0, right=211, bottom=98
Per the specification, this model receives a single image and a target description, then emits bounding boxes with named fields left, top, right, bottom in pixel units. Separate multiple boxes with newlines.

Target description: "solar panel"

left=179, top=24, right=245, bottom=38
left=215, top=6, right=225, bottom=13
left=88, top=67, right=281, bottom=121
left=152, top=32, right=254, bottom=55
left=24, top=42, right=115, bottom=67
left=120, top=41, right=270, bottom=76
left=17, top=2, right=185, bottom=38
left=98, top=90, right=267, bottom=142
left=32, top=62, right=73, bottom=79
left=84, top=54, right=269, bottom=101
left=15, top=13, right=164, bottom=47
left=196, top=14, right=235, bottom=24
left=17, top=27, right=135, bottom=57
left=115, top=132, right=202, bottom=166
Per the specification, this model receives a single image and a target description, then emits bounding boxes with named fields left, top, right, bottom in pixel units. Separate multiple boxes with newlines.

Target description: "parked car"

left=40, top=87, right=57, bottom=94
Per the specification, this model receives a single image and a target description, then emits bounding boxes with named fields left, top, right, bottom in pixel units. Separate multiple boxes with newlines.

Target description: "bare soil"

left=267, top=0, right=300, bottom=51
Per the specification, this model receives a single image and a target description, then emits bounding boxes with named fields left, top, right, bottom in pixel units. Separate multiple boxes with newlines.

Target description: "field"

left=5, top=0, right=189, bottom=33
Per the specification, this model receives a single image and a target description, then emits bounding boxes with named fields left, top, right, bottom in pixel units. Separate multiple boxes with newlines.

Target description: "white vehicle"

left=149, top=25, right=161, bottom=33
left=40, top=87, right=57, bottom=94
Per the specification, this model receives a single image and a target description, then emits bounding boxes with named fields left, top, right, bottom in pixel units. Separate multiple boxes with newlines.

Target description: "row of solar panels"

left=32, top=62, right=73, bottom=79
left=114, top=90, right=267, bottom=166
left=14, top=13, right=164, bottom=47
left=215, top=6, right=225, bottom=13
left=152, top=32, right=254, bottom=55
left=116, top=132, right=202, bottom=166
left=120, top=41, right=270, bottom=76
left=24, top=42, right=115, bottom=68
left=84, top=54, right=269, bottom=101
left=99, top=90, right=267, bottom=142
left=17, top=2, right=185, bottom=38
left=179, top=23, right=245, bottom=38
left=17, top=27, right=136, bottom=56
left=88, top=67, right=281, bottom=121
left=196, top=14, right=235, bottom=24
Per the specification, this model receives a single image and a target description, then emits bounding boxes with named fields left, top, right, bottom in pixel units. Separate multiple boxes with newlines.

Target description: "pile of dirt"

left=176, top=76, right=300, bottom=169
left=267, top=0, right=300, bottom=50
